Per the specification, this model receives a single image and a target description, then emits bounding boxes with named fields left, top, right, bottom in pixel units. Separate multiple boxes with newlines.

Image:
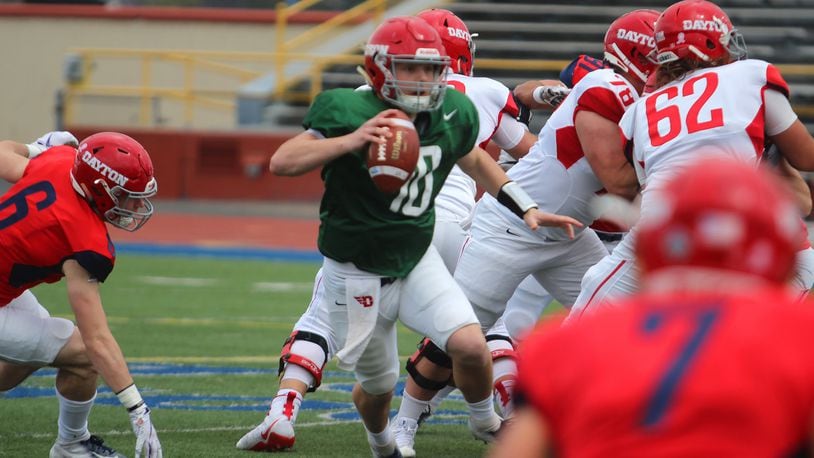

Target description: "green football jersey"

left=303, top=87, right=479, bottom=278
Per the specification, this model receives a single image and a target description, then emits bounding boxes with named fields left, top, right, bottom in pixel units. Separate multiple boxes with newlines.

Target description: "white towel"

left=335, top=277, right=381, bottom=371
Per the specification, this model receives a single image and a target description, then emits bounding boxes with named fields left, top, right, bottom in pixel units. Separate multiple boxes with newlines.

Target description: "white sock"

left=268, top=389, right=303, bottom=424
left=467, top=395, right=499, bottom=426
left=366, top=420, right=395, bottom=454
left=56, top=389, right=95, bottom=444
left=429, top=385, right=456, bottom=412
left=396, top=391, right=430, bottom=421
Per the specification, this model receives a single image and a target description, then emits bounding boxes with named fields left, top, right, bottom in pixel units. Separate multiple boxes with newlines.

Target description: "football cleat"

left=49, top=435, right=126, bottom=458
left=236, top=416, right=296, bottom=452
left=468, top=416, right=503, bottom=444
left=371, top=443, right=403, bottom=458
left=416, top=404, right=433, bottom=426
left=390, top=416, right=418, bottom=457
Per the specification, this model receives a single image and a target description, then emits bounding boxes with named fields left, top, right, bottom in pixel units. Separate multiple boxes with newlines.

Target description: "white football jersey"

left=620, top=59, right=790, bottom=220
left=435, top=72, right=527, bottom=224
left=489, top=68, right=638, bottom=235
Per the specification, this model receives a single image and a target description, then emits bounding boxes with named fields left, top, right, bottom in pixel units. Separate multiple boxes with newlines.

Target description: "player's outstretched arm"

left=457, top=147, right=582, bottom=238
left=513, top=80, right=570, bottom=110
left=0, top=131, right=80, bottom=183
left=0, top=141, right=29, bottom=182
left=270, top=109, right=402, bottom=176
left=63, top=260, right=163, bottom=457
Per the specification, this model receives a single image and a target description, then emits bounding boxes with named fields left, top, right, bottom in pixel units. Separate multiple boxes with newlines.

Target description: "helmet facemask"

left=375, top=53, right=450, bottom=113
left=100, top=178, right=157, bottom=232
left=73, top=173, right=157, bottom=232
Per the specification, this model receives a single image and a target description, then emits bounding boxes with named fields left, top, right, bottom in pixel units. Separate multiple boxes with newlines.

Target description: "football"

left=367, top=111, right=420, bottom=194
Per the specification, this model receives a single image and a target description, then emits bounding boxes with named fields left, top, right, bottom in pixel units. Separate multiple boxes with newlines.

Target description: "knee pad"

left=279, top=330, right=329, bottom=392
left=405, top=337, right=452, bottom=391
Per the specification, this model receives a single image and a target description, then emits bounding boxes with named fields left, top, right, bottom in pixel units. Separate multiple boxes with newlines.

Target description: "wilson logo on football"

left=354, top=296, right=375, bottom=308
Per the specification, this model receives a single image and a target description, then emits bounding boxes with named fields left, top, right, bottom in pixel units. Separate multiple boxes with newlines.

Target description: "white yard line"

left=1, top=421, right=355, bottom=440
left=135, top=276, right=220, bottom=287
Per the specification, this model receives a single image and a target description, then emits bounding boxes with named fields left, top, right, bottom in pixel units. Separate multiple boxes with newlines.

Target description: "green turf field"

left=1, top=254, right=492, bottom=457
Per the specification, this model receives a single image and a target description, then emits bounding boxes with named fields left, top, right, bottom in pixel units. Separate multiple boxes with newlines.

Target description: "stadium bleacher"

left=288, top=1, right=814, bottom=132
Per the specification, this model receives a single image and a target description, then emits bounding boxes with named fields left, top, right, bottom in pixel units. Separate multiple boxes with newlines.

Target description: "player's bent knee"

left=359, top=371, right=399, bottom=396
left=57, top=364, right=98, bottom=384
left=446, top=325, right=489, bottom=365
left=279, top=330, right=329, bottom=392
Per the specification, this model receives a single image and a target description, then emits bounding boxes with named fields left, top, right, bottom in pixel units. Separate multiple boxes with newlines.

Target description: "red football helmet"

left=603, top=9, right=660, bottom=85
left=416, top=8, right=475, bottom=76
left=636, top=157, right=801, bottom=285
left=363, top=16, right=450, bottom=113
left=654, top=0, right=747, bottom=65
left=71, top=132, right=157, bottom=232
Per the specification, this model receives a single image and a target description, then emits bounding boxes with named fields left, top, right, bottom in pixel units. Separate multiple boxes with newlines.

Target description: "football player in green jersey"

left=236, top=16, right=580, bottom=457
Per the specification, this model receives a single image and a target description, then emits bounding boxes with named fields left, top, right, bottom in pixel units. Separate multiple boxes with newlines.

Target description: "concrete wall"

left=0, top=5, right=325, bottom=141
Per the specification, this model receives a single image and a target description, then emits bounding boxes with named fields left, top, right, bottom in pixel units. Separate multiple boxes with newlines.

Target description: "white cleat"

left=468, top=415, right=503, bottom=444
left=49, top=435, right=126, bottom=458
left=390, top=416, right=418, bottom=457
left=236, top=416, right=296, bottom=452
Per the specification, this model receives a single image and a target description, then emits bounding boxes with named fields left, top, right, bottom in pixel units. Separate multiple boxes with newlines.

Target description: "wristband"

left=497, top=181, right=537, bottom=219
left=531, top=86, right=547, bottom=104
left=116, top=383, right=146, bottom=412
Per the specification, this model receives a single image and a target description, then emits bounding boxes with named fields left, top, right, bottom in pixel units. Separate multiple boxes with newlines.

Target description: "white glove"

left=532, top=85, right=571, bottom=108
left=26, top=131, right=79, bottom=159
left=129, top=404, right=163, bottom=458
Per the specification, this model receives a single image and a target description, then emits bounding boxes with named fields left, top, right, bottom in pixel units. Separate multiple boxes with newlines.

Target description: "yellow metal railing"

left=273, top=0, right=386, bottom=98
left=64, top=48, right=276, bottom=126
left=63, top=46, right=814, bottom=128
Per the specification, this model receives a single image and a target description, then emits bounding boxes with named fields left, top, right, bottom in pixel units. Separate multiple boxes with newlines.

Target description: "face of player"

left=393, top=61, right=444, bottom=95
left=383, top=58, right=448, bottom=113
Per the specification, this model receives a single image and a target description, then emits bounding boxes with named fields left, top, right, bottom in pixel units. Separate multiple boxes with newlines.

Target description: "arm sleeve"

left=765, top=89, right=798, bottom=136
left=491, top=115, right=528, bottom=151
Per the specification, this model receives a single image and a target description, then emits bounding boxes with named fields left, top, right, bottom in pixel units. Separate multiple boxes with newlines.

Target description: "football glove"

left=26, top=131, right=79, bottom=159
left=129, top=404, right=163, bottom=458
left=532, top=85, right=571, bottom=108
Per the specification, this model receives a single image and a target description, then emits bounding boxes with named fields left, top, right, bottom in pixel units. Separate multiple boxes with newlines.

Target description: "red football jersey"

left=517, top=287, right=814, bottom=457
left=0, top=146, right=115, bottom=305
